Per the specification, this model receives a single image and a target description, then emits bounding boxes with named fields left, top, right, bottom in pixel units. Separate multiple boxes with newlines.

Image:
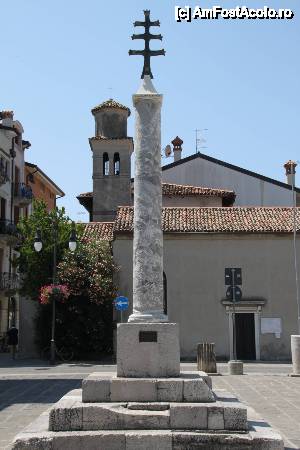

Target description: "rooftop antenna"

left=108, top=87, right=113, bottom=98
left=195, top=129, right=208, bottom=153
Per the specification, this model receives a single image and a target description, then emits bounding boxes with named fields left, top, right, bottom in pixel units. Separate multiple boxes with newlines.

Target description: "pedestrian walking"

left=6, top=326, right=18, bottom=360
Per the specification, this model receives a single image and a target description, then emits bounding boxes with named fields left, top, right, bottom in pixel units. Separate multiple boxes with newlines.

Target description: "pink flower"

left=39, top=284, right=70, bottom=305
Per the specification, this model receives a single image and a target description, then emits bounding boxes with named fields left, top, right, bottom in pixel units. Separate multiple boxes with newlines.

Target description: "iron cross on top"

left=129, top=10, right=165, bottom=79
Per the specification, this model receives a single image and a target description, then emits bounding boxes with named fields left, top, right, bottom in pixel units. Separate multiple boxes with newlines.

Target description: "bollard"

left=197, top=342, right=217, bottom=373
left=228, top=360, right=243, bottom=375
left=291, top=335, right=300, bottom=376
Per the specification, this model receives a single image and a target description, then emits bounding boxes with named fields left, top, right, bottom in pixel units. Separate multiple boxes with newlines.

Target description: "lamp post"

left=288, top=161, right=300, bottom=375
left=34, top=218, right=77, bottom=365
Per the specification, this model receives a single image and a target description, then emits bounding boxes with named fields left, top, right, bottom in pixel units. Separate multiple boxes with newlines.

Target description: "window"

left=14, top=206, right=20, bottom=224
left=103, top=153, right=109, bottom=176
left=0, top=198, right=6, bottom=220
left=114, top=153, right=120, bottom=175
left=14, top=166, right=20, bottom=185
left=0, top=248, right=3, bottom=273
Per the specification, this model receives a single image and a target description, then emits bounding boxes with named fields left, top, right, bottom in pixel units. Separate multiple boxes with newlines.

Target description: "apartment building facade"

left=0, top=111, right=33, bottom=347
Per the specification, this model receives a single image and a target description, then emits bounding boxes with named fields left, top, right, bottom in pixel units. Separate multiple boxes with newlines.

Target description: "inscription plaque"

left=139, top=331, right=157, bottom=342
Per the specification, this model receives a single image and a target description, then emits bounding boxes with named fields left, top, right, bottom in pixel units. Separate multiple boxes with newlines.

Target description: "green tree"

left=17, top=200, right=74, bottom=301
left=17, top=201, right=117, bottom=357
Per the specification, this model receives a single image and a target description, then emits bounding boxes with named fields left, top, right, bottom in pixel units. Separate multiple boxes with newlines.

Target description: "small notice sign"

left=261, top=318, right=282, bottom=336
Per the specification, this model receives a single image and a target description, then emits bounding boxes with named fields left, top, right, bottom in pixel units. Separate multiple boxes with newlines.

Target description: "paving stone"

left=170, top=403, right=208, bottom=429
left=183, top=378, right=215, bottom=402
left=111, top=378, right=157, bottom=402
left=13, top=433, right=53, bottom=449
left=157, top=379, right=183, bottom=402
left=82, top=404, right=126, bottom=430
left=82, top=375, right=111, bottom=402
left=49, top=399, right=83, bottom=431
left=122, top=408, right=170, bottom=430
left=126, top=430, right=172, bottom=450
left=207, top=405, right=225, bottom=430
left=224, top=403, right=248, bottom=431
left=127, top=402, right=170, bottom=411
left=172, top=430, right=253, bottom=449
left=53, top=431, right=126, bottom=450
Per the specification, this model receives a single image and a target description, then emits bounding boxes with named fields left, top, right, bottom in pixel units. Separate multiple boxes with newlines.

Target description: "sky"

left=1, top=0, right=299, bottom=221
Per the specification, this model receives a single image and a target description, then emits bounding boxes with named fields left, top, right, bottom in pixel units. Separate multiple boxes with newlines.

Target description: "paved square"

left=0, top=359, right=299, bottom=449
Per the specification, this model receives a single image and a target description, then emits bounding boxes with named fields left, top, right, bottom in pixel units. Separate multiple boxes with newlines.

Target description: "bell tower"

left=90, top=99, right=133, bottom=222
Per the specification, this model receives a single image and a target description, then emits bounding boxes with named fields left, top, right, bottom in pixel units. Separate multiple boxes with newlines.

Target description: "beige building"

left=79, top=99, right=300, bottom=361
left=0, top=111, right=33, bottom=347
left=0, top=111, right=64, bottom=356
left=112, top=206, right=300, bottom=360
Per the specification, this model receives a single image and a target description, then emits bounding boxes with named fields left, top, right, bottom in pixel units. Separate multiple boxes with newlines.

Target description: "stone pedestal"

left=117, top=323, right=180, bottom=378
left=12, top=384, right=284, bottom=449
left=291, top=335, right=300, bottom=375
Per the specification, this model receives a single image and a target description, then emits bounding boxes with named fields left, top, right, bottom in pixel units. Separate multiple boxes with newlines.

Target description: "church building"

left=78, top=99, right=300, bottom=361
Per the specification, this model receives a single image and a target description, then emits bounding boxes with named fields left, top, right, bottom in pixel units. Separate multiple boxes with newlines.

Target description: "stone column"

left=128, top=76, right=168, bottom=323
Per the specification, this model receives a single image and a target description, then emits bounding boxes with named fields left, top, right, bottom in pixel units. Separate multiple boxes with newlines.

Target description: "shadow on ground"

left=0, top=379, right=81, bottom=412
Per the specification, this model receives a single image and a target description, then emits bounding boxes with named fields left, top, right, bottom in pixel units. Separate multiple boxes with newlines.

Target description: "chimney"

left=0, top=110, right=14, bottom=127
left=171, top=136, right=183, bottom=162
left=284, top=160, right=297, bottom=186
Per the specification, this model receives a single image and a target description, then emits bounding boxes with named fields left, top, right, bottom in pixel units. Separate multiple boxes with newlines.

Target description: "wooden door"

left=235, top=313, right=256, bottom=360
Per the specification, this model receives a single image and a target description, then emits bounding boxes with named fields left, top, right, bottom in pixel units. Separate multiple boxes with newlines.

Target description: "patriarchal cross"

left=129, top=10, right=165, bottom=79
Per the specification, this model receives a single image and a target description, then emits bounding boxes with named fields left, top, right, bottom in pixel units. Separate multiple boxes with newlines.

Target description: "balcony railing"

left=14, top=183, right=34, bottom=206
left=0, top=272, right=20, bottom=294
left=0, top=219, right=21, bottom=243
left=0, top=163, right=9, bottom=186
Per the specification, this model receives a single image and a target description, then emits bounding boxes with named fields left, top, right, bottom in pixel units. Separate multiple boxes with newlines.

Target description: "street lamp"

left=69, top=221, right=77, bottom=252
left=34, top=230, right=42, bottom=252
left=34, top=219, right=77, bottom=364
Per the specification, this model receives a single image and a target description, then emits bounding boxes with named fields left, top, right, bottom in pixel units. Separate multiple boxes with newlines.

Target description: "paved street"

left=0, top=357, right=299, bottom=449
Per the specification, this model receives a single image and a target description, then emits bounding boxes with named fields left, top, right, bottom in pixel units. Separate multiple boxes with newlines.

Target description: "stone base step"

left=82, top=371, right=213, bottom=403
left=13, top=414, right=284, bottom=450
left=49, top=390, right=248, bottom=432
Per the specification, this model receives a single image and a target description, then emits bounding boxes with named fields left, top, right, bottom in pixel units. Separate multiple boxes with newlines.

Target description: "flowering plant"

left=39, top=284, right=70, bottom=305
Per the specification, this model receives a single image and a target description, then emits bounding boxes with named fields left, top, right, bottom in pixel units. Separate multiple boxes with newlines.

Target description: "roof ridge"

left=91, top=99, right=131, bottom=116
left=117, top=205, right=300, bottom=210
left=162, top=181, right=234, bottom=191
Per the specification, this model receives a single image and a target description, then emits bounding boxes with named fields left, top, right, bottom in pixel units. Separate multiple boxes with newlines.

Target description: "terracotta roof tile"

left=78, top=183, right=235, bottom=200
left=161, top=183, right=235, bottom=199
left=89, top=136, right=133, bottom=142
left=114, top=206, right=300, bottom=234
left=81, top=222, right=114, bottom=241
left=77, top=192, right=93, bottom=198
left=91, top=99, right=131, bottom=116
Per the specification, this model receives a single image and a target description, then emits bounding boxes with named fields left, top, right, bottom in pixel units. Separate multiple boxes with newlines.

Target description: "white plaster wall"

left=113, top=234, right=300, bottom=360
left=0, top=126, right=25, bottom=220
left=0, top=123, right=25, bottom=339
left=163, top=157, right=294, bottom=206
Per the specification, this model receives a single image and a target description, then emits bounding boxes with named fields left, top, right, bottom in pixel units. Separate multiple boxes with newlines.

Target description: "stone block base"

left=13, top=410, right=284, bottom=450
left=117, top=323, right=180, bottom=378
left=82, top=372, right=213, bottom=403
left=48, top=390, right=247, bottom=432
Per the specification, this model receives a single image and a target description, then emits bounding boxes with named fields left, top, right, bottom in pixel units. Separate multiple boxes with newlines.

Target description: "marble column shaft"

left=129, top=77, right=168, bottom=323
